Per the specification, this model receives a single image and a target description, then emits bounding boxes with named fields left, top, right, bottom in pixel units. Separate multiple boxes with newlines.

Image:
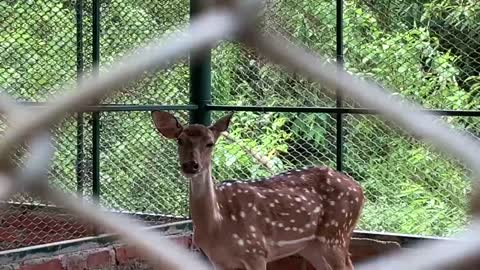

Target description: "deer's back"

left=215, top=166, right=364, bottom=239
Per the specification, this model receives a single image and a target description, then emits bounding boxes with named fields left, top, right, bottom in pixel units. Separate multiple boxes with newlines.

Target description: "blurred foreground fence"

left=0, top=0, right=479, bottom=255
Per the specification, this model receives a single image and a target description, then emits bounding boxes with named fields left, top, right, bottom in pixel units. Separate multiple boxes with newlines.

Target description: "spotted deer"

left=151, top=111, right=365, bottom=270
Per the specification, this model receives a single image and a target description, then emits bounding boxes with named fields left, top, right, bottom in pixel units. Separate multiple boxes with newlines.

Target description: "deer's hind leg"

left=298, top=241, right=352, bottom=270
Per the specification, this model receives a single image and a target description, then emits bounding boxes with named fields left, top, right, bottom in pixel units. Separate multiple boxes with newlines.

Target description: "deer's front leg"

left=242, top=257, right=267, bottom=270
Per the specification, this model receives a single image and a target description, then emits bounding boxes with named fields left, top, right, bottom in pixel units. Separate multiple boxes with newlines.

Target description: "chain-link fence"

left=0, top=0, right=479, bottom=254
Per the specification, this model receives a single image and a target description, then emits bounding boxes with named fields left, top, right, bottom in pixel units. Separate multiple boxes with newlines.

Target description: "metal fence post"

left=335, top=0, right=344, bottom=172
left=189, top=0, right=212, bottom=126
left=75, top=0, right=85, bottom=195
left=92, top=0, right=101, bottom=199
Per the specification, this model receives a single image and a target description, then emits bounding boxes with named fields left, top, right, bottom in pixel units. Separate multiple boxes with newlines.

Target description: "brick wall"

left=0, top=236, right=401, bottom=270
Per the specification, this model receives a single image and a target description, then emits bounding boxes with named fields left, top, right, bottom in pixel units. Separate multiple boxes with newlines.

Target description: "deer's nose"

left=182, top=161, right=200, bottom=174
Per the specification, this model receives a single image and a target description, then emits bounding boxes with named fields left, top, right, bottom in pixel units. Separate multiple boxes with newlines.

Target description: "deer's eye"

left=206, top=143, right=214, bottom=148
left=177, top=139, right=183, bottom=145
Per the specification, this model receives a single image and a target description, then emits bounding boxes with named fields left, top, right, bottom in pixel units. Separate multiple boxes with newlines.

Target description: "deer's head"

left=151, top=111, right=233, bottom=177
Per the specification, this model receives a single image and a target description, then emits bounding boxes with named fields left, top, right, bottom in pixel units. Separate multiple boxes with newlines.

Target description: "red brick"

left=86, top=249, right=114, bottom=268
left=64, top=254, right=87, bottom=270
left=115, top=246, right=139, bottom=264
left=21, top=258, right=64, bottom=270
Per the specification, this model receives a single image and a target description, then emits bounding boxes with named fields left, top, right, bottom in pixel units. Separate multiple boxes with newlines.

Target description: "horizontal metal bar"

left=18, top=102, right=198, bottom=112
left=207, top=105, right=480, bottom=117
left=353, top=230, right=450, bottom=248
left=15, top=102, right=480, bottom=116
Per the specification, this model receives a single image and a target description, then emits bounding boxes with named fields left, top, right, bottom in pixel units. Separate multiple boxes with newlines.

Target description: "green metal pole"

left=92, top=0, right=101, bottom=199
left=188, top=2, right=211, bottom=261
left=189, top=0, right=212, bottom=126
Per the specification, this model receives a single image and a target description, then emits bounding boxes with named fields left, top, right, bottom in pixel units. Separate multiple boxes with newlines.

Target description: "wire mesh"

left=0, top=1, right=78, bottom=102
left=0, top=115, right=95, bottom=250
left=99, top=110, right=189, bottom=218
left=98, top=0, right=190, bottom=105
left=211, top=0, right=337, bottom=107
left=343, top=0, right=480, bottom=110
left=344, top=114, right=473, bottom=237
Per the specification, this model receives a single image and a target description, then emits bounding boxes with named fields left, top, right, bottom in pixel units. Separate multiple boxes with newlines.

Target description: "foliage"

left=0, top=0, right=478, bottom=237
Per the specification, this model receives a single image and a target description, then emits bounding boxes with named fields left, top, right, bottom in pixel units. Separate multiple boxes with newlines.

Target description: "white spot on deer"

left=336, top=178, right=341, bottom=183
left=295, top=197, right=301, bottom=202
left=265, top=217, right=271, bottom=222
left=329, top=201, right=336, bottom=206
left=233, top=234, right=239, bottom=239
left=252, top=206, right=257, bottom=211
left=313, top=206, right=321, bottom=213
left=276, top=235, right=316, bottom=247
left=231, top=215, right=237, bottom=221
left=289, top=188, right=295, bottom=192
left=228, top=199, right=232, bottom=203
left=278, top=223, right=284, bottom=228
left=252, top=233, right=257, bottom=238
left=301, top=207, right=306, bottom=211
left=327, top=171, right=333, bottom=176
left=296, top=209, right=301, bottom=213
left=285, top=227, right=291, bottom=231
left=246, top=249, right=250, bottom=253
left=350, top=200, right=354, bottom=204
left=355, top=197, right=359, bottom=202
left=305, top=223, right=311, bottom=229
left=238, top=239, right=245, bottom=246
left=300, top=195, right=307, bottom=201
left=248, top=203, right=253, bottom=207
left=240, top=211, right=246, bottom=218
left=269, top=203, right=275, bottom=207
left=249, top=225, right=256, bottom=232
left=299, top=228, right=304, bottom=233
left=247, top=240, right=252, bottom=244
left=326, top=179, right=331, bottom=185
left=232, top=193, right=236, bottom=196
left=274, top=199, right=280, bottom=204
left=292, top=227, right=298, bottom=231
left=290, top=219, right=295, bottom=223
left=341, top=209, right=346, bottom=213
left=279, top=193, right=284, bottom=197
left=318, top=236, right=326, bottom=243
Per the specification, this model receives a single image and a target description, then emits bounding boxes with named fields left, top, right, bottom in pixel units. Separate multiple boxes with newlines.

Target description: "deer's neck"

left=189, top=167, right=221, bottom=234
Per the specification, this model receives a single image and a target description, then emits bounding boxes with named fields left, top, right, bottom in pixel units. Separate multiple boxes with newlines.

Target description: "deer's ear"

left=151, top=111, right=183, bottom=139
left=210, top=112, right=233, bottom=138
